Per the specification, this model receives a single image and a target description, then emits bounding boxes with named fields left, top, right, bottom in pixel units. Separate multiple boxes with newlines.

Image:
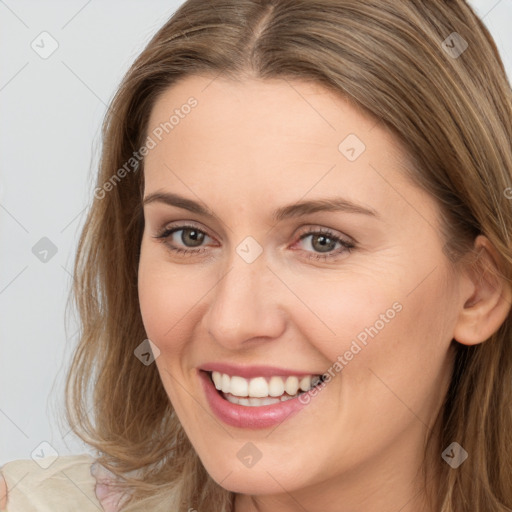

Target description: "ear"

left=453, top=235, right=512, bottom=346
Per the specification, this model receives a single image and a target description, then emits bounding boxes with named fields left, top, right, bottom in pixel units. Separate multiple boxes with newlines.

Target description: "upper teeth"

left=211, top=371, right=322, bottom=397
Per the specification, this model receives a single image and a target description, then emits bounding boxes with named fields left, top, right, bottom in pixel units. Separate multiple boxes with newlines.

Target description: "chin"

left=199, top=454, right=307, bottom=495
left=211, top=470, right=292, bottom=495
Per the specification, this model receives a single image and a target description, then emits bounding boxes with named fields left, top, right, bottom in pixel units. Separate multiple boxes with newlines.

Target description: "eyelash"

left=153, top=224, right=355, bottom=261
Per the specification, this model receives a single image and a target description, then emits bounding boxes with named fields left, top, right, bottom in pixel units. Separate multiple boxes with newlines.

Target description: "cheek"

left=290, top=258, right=456, bottom=409
left=287, top=271, right=455, bottom=472
left=276, top=267, right=404, bottom=364
left=137, top=249, right=203, bottom=415
left=137, top=247, right=208, bottom=351
left=333, top=266, right=457, bottom=429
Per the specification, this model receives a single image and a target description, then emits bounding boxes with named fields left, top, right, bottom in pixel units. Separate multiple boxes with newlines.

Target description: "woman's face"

left=138, top=75, right=466, bottom=508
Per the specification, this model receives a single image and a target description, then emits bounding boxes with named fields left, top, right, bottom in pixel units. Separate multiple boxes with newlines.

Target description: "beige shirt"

left=0, top=454, right=104, bottom=511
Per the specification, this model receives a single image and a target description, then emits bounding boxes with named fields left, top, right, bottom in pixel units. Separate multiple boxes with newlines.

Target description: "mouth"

left=198, top=365, right=329, bottom=428
left=206, top=370, right=326, bottom=406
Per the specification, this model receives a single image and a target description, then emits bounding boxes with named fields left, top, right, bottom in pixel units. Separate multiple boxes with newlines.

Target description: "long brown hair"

left=65, top=1, right=512, bottom=510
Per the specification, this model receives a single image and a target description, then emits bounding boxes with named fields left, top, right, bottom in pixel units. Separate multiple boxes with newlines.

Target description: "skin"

left=137, top=74, right=510, bottom=512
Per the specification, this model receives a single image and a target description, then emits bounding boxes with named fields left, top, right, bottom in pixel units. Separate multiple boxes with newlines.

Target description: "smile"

left=198, top=367, right=327, bottom=429
left=210, top=371, right=324, bottom=406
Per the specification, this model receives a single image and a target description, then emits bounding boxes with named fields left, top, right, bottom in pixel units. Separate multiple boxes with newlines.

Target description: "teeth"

left=299, top=375, right=312, bottom=391
left=225, top=395, right=282, bottom=406
left=221, top=373, right=230, bottom=393
left=210, top=371, right=322, bottom=398
left=285, top=376, right=299, bottom=395
left=248, top=377, right=268, bottom=398
left=231, top=376, right=248, bottom=396
left=268, top=376, right=285, bottom=397
left=311, top=375, right=322, bottom=387
left=212, top=371, right=222, bottom=390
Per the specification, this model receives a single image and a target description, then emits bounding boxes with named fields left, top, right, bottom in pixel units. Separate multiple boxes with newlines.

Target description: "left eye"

left=298, top=232, right=342, bottom=253
left=154, top=226, right=213, bottom=251
left=294, top=230, right=355, bottom=259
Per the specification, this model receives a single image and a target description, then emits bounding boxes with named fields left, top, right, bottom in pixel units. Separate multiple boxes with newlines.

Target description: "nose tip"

left=204, top=261, right=286, bottom=349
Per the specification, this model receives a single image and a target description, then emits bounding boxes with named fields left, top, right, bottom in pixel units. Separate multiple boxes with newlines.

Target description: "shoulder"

left=0, top=453, right=105, bottom=511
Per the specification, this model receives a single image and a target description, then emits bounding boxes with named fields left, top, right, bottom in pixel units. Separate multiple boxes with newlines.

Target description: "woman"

left=2, top=0, right=512, bottom=510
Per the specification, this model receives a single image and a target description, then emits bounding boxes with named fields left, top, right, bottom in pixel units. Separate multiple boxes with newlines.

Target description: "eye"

left=153, top=224, right=215, bottom=255
left=294, top=228, right=355, bottom=261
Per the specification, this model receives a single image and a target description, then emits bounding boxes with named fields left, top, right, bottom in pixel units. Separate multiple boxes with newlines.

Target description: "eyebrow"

left=143, top=191, right=378, bottom=222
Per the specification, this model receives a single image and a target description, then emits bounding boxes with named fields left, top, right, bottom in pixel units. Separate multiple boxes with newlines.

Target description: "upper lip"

left=199, top=362, right=322, bottom=379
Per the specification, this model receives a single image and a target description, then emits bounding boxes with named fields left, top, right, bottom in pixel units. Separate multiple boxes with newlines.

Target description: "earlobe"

left=453, top=235, right=512, bottom=346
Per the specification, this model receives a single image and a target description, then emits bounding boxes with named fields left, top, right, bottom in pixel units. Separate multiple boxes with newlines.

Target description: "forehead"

left=143, top=74, right=424, bottom=221
left=146, top=74, right=399, bottom=156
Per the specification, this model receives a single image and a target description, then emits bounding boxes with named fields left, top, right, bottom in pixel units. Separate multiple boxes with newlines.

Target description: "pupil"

left=313, top=234, right=335, bottom=253
left=183, top=229, right=204, bottom=247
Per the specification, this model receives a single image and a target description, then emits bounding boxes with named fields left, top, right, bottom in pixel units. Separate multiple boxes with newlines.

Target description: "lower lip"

left=199, top=370, right=320, bottom=429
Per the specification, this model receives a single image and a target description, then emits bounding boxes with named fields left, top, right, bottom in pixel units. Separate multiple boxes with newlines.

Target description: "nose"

left=203, top=249, right=287, bottom=350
